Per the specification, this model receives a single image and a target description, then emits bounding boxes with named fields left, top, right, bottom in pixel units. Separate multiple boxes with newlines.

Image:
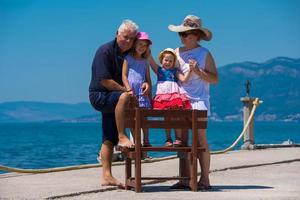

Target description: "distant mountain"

left=0, top=56, right=299, bottom=122
left=210, top=56, right=300, bottom=121
left=0, top=101, right=98, bottom=122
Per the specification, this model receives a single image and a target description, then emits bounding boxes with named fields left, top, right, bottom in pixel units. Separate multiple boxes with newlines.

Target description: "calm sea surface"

left=0, top=121, right=299, bottom=173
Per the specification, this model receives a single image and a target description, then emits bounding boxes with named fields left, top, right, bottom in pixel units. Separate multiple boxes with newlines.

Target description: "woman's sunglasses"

left=178, top=31, right=195, bottom=38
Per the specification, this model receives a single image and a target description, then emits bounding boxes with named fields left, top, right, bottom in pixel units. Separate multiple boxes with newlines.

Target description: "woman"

left=168, top=15, right=218, bottom=190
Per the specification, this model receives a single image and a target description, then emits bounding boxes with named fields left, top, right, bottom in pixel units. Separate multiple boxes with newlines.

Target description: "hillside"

left=0, top=56, right=299, bottom=122
left=0, top=101, right=98, bottom=122
left=210, top=56, right=300, bottom=121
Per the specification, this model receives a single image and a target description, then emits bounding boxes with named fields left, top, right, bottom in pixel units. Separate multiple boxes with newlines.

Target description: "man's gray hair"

left=118, top=19, right=139, bottom=34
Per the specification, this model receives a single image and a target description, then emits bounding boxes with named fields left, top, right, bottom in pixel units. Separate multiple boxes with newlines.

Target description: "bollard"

left=240, top=97, right=256, bottom=150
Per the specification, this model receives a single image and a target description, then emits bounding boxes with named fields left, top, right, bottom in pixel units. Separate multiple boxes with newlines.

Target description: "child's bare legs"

left=143, top=128, right=151, bottom=147
left=174, top=127, right=183, bottom=147
left=166, top=128, right=172, bottom=140
left=129, top=127, right=151, bottom=147
left=165, top=129, right=173, bottom=146
left=173, top=117, right=183, bottom=147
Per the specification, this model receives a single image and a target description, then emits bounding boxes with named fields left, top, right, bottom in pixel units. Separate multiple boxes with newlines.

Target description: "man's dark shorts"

left=89, top=91, right=123, bottom=145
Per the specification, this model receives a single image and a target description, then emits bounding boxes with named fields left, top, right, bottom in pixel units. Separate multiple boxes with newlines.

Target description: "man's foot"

left=118, top=135, right=134, bottom=148
left=101, top=176, right=125, bottom=189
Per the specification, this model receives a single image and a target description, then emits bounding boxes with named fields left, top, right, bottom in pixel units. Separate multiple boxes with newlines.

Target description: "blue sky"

left=1, top=0, right=299, bottom=103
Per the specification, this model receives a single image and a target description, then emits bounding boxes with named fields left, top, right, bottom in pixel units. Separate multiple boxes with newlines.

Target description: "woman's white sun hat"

left=168, top=15, right=212, bottom=41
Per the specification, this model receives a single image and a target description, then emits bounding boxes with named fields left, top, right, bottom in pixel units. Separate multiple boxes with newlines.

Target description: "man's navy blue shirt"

left=89, top=39, right=126, bottom=92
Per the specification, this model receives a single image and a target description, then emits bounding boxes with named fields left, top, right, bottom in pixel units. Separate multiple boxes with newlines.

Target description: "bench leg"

left=125, top=157, right=132, bottom=190
left=189, top=152, right=198, bottom=192
left=135, top=155, right=142, bottom=192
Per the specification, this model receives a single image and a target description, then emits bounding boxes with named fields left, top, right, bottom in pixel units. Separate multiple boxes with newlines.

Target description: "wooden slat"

left=141, top=147, right=205, bottom=152
left=139, top=120, right=207, bottom=129
left=141, top=177, right=189, bottom=181
left=122, top=107, right=207, bottom=192
left=138, top=109, right=207, bottom=118
left=126, top=120, right=207, bottom=129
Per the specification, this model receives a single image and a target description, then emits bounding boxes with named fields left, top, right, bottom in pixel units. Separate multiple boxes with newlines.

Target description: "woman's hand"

left=189, top=59, right=199, bottom=71
left=189, top=59, right=203, bottom=78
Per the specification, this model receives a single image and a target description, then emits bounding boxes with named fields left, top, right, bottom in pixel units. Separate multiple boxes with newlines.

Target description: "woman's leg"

left=198, top=129, right=211, bottom=186
left=179, top=129, right=189, bottom=184
left=170, top=129, right=190, bottom=188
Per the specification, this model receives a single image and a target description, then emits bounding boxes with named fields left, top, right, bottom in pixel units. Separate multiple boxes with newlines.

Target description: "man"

left=89, top=20, right=149, bottom=187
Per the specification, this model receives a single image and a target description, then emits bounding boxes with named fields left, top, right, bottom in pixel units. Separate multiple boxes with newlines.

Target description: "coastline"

left=1, top=147, right=299, bottom=199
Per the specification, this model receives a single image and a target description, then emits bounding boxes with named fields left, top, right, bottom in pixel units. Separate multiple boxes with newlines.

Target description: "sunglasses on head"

left=178, top=31, right=195, bottom=38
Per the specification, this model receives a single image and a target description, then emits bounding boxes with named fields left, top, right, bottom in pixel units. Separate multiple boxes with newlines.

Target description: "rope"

left=211, top=98, right=262, bottom=154
left=0, top=155, right=177, bottom=174
left=0, top=98, right=261, bottom=173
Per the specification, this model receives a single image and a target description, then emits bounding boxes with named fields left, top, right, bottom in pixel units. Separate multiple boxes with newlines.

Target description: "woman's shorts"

left=190, top=99, right=211, bottom=116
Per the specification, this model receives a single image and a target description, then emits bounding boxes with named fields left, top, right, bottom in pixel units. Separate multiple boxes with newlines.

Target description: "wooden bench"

left=122, top=107, right=208, bottom=192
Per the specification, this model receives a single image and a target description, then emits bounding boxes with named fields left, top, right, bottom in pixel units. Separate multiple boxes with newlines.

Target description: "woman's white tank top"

left=176, top=46, right=210, bottom=101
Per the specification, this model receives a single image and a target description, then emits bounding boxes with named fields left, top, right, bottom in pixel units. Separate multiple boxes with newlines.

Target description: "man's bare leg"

left=100, top=141, right=124, bottom=187
left=115, top=92, right=134, bottom=148
left=198, top=129, right=211, bottom=187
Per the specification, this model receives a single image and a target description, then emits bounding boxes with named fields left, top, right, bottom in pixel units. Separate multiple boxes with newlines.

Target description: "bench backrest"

left=125, top=108, right=208, bottom=130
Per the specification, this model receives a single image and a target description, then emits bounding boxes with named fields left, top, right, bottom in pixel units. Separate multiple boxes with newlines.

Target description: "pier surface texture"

left=0, top=147, right=300, bottom=200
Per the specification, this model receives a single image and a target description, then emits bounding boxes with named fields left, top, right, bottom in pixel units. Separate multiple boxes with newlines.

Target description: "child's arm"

left=121, top=59, right=132, bottom=92
left=146, top=48, right=158, bottom=74
left=176, top=68, right=192, bottom=82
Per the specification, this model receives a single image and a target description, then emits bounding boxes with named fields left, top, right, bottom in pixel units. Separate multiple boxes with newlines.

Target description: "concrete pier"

left=1, top=147, right=299, bottom=199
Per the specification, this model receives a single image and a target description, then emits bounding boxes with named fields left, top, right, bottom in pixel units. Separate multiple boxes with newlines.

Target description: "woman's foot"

left=197, top=182, right=212, bottom=191
left=173, top=139, right=183, bottom=147
left=170, top=181, right=190, bottom=190
left=165, top=139, right=173, bottom=147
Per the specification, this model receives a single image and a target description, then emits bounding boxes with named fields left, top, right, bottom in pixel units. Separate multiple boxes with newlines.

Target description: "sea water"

left=0, top=121, right=299, bottom=173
